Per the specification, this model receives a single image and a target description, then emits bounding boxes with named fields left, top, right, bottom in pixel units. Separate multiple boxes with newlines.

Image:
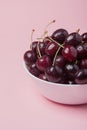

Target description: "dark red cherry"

left=65, top=32, right=82, bottom=46
left=43, top=37, right=51, bottom=44
left=81, top=33, right=87, bottom=43
left=24, top=50, right=37, bottom=65
left=45, top=42, right=59, bottom=56
left=59, top=74, right=68, bottom=84
left=54, top=55, right=66, bottom=68
left=76, top=43, right=87, bottom=59
left=80, top=59, right=87, bottom=69
left=76, top=44, right=85, bottom=59
left=39, top=74, right=47, bottom=81
left=75, top=69, right=87, bottom=84
left=26, top=63, right=40, bottom=77
left=55, top=65, right=63, bottom=76
left=52, top=29, right=68, bottom=44
left=31, top=41, right=38, bottom=53
left=36, top=55, right=51, bottom=72
left=65, top=63, right=79, bottom=80
left=37, top=42, right=47, bottom=55
left=83, top=43, right=87, bottom=56
left=45, top=66, right=62, bottom=83
left=62, top=45, right=77, bottom=62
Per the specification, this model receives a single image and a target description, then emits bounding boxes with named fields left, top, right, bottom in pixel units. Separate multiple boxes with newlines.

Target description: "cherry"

left=65, top=32, right=82, bottom=46
left=45, top=42, right=59, bottom=56
left=39, top=74, right=47, bottom=81
left=31, top=41, right=38, bottom=53
left=36, top=55, right=51, bottom=72
left=80, top=59, right=87, bottom=69
left=76, top=43, right=87, bottom=59
left=83, top=43, right=87, bottom=56
left=23, top=22, right=87, bottom=85
left=52, top=29, right=68, bottom=44
left=24, top=50, right=37, bottom=65
left=43, top=37, right=51, bottom=44
left=65, top=63, right=79, bottom=80
left=37, top=41, right=47, bottom=56
left=62, top=45, right=77, bottom=62
left=55, top=65, right=63, bottom=76
left=75, top=69, right=87, bottom=84
left=81, top=33, right=87, bottom=43
left=26, top=63, right=40, bottom=77
left=59, top=74, right=68, bottom=84
left=54, top=55, right=66, bottom=68
left=45, top=66, right=63, bottom=83
left=76, top=44, right=85, bottom=59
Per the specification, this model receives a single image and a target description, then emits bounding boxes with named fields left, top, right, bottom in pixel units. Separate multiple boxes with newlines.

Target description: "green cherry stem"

left=30, top=29, right=35, bottom=49
left=31, top=29, right=35, bottom=43
left=75, top=60, right=78, bottom=65
left=36, top=20, right=56, bottom=58
left=41, top=20, right=56, bottom=39
left=52, top=46, right=61, bottom=66
left=48, top=36, right=64, bottom=48
left=44, top=20, right=56, bottom=33
left=37, top=39, right=42, bottom=58
left=76, top=29, right=80, bottom=33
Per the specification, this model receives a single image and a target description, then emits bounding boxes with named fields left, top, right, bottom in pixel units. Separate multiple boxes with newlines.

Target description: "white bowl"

left=23, top=63, right=87, bottom=105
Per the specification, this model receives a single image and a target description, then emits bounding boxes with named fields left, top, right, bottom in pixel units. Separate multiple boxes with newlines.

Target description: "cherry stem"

left=52, top=46, right=61, bottom=66
left=31, top=29, right=35, bottom=43
left=75, top=60, right=78, bottom=64
left=37, top=37, right=43, bottom=40
left=41, top=20, right=56, bottom=39
left=30, top=29, right=35, bottom=49
left=48, top=36, right=64, bottom=48
left=35, top=20, right=56, bottom=58
left=37, top=37, right=52, bottom=43
left=44, top=20, right=56, bottom=32
left=76, top=29, right=80, bottom=33
left=37, top=40, right=41, bottom=58
left=30, top=29, right=41, bottom=58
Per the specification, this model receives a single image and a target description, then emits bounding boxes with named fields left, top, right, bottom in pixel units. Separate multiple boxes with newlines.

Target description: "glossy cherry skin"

left=39, top=74, right=47, bottom=81
left=45, top=66, right=63, bottom=83
left=31, top=41, right=38, bottom=53
left=65, top=63, right=79, bottom=80
left=37, top=41, right=47, bottom=55
left=43, top=37, right=51, bottom=44
left=54, top=55, right=66, bottom=68
left=62, top=45, right=77, bottom=62
left=31, top=41, right=48, bottom=55
left=24, top=50, right=37, bottom=65
left=76, top=43, right=87, bottom=59
left=45, top=42, right=59, bottom=56
left=83, top=43, right=87, bottom=57
left=76, top=44, right=85, bottom=59
left=80, top=59, right=87, bottom=69
left=26, top=63, right=40, bottom=77
left=75, top=69, right=87, bottom=84
left=81, top=33, right=87, bottom=43
left=65, top=32, right=82, bottom=46
left=52, top=29, right=68, bottom=44
left=36, top=55, right=51, bottom=72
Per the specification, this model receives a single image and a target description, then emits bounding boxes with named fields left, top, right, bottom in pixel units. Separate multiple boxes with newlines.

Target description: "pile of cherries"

left=23, top=21, right=87, bottom=84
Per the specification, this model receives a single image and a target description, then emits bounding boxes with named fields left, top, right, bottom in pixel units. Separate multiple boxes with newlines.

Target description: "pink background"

left=0, top=0, right=87, bottom=130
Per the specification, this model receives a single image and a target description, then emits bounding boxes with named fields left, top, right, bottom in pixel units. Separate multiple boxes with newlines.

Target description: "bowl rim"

left=23, top=61, right=87, bottom=87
